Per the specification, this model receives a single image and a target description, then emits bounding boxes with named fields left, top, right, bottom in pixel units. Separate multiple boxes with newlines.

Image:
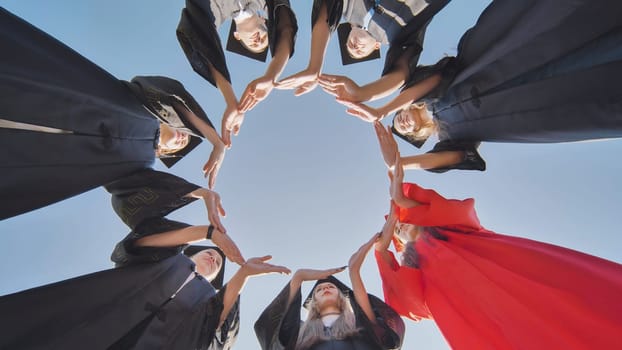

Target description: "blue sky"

left=2, top=0, right=621, bottom=348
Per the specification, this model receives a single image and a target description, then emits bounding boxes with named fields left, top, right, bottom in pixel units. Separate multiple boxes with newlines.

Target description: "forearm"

left=307, top=3, right=330, bottom=73
left=375, top=74, right=442, bottom=117
left=134, top=225, right=209, bottom=247
left=211, top=65, right=238, bottom=107
left=174, top=101, right=225, bottom=149
left=219, top=270, right=248, bottom=325
left=349, top=270, right=376, bottom=322
left=401, top=151, right=463, bottom=171
left=359, top=68, right=408, bottom=102
left=287, top=275, right=303, bottom=306
left=263, top=29, right=294, bottom=81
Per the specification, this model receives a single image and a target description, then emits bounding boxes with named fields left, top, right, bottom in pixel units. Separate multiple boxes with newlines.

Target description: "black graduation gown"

left=0, top=170, right=239, bottom=350
left=311, top=0, right=449, bottom=75
left=0, top=9, right=214, bottom=219
left=254, top=283, right=405, bottom=350
left=400, top=0, right=622, bottom=172
left=177, top=0, right=298, bottom=87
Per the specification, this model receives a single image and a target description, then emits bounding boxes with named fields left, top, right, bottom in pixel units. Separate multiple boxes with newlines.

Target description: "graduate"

left=340, top=0, right=622, bottom=172
left=254, top=237, right=405, bottom=350
left=177, top=0, right=298, bottom=146
left=0, top=169, right=290, bottom=349
left=371, top=155, right=622, bottom=349
left=0, top=8, right=227, bottom=220
left=277, top=0, right=449, bottom=102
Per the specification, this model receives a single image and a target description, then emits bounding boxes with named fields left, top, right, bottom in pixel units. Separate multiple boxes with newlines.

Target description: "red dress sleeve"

left=397, top=183, right=482, bottom=229
left=374, top=249, right=431, bottom=321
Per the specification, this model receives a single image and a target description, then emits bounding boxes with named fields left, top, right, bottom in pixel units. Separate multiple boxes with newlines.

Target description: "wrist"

left=206, top=225, right=215, bottom=240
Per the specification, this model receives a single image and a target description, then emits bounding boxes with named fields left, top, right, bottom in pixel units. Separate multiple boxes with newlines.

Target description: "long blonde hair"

left=401, top=103, right=438, bottom=140
left=295, top=288, right=359, bottom=350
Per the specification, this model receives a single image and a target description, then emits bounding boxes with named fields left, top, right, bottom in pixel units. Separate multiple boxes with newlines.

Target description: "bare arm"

left=220, top=256, right=291, bottom=325
left=375, top=204, right=398, bottom=265
left=349, top=235, right=378, bottom=323
left=401, top=151, right=464, bottom=171
left=135, top=225, right=210, bottom=248
left=287, top=267, right=347, bottom=305
left=275, top=1, right=330, bottom=95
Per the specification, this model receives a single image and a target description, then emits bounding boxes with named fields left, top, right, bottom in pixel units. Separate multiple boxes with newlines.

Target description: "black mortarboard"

left=226, top=21, right=269, bottom=62
left=391, top=117, right=429, bottom=149
left=183, top=245, right=226, bottom=289
left=303, top=275, right=352, bottom=309
left=336, top=23, right=381, bottom=66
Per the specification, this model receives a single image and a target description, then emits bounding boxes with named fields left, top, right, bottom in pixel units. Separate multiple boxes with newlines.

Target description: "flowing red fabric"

left=376, top=183, right=622, bottom=350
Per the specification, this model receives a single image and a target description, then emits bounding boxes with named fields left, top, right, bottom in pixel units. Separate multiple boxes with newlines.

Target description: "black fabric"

left=255, top=281, right=404, bottom=350
left=0, top=8, right=158, bottom=219
left=0, top=254, right=239, bottom=349
left=125, top=76, right=216, bottom=168
left=106, top=169, right=201, bottom=266
left=424, top=140, right=485, bottom=173
left=407, top=0, right=622, bottom=145
left=382, top=0, right=450, bottom=77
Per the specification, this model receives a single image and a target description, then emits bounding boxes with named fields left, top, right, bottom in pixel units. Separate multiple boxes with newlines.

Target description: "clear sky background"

left=1, top=1, right=621, bottom=349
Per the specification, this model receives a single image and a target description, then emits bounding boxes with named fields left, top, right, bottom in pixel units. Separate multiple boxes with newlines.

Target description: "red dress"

left=375, top=183, right=622, bottom=350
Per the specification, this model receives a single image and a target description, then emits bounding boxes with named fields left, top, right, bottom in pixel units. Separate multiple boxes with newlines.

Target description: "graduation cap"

left=303, top=275, right=352, bottom=309
left=226, top=21, right=269, bottom=62
left=183, top=245, right=226, bottom=289
left=337, top=23, right=381, bottom=66
left=391, top=116, right=429, bottom=149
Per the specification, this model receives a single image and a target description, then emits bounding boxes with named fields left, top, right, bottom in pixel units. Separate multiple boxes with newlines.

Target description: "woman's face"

left=234, top=15, right=269, bottom=53
left=347, top=27, right=380, bottom=59
left=396, top=222, right=418, bottom=242
left=313, top=282, right=340, bottom=309
left=394, top=107, right=418, bottom=134
left=159, top=124, right=189, bottom=153
left=191, top=249, right=223, bottom=281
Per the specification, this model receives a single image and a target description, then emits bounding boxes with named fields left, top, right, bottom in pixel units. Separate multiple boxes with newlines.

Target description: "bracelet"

left=206, top=225, right=215, bottom=240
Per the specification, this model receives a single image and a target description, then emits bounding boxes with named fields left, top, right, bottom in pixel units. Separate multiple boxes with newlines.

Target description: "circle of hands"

left=205, top=60, right=407, bottom=275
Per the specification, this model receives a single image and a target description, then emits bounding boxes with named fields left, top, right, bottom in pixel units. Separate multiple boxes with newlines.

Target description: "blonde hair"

left=295, top=288, right=360, bottom=350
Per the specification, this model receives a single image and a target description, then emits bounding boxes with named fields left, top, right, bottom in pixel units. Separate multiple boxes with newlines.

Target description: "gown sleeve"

left=177, top=0, right=231, bottom=87
left=350, top=289, right=406, bottom=349
left=105, top=169, right=202, bottom=266
left=397, top=183, right=482, bottom=229
left=374, top=250, right=429, bottom=321
left=425, top=139, right=486, bottom=173
left=382, top=0, right=451, bottom=78
left=268, top=0, right=298, bottom=58
left=254, top=283, right=302, bottom=350
left=202, top=285, right=241, bottom=350
left=311, top=0, right=343, bottom=32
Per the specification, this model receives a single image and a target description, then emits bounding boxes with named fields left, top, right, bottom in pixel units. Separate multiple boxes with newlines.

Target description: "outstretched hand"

left=240, top=256, right=291, bottom=277
left=202, top=189, right=227, bottom=234
left=293, top=266, right=347, bottom=282
left=203, top=145, right=225, bottom=189
left=275, top=69, right=319, bottom=96
left=374, top=122, right=399, bottom=169
left=239, top=76, right=275, bottom=113
left=389, top=153, right=405, bottom=203
left=348, top=233, right=379, bottom=273
left=318, top=74, right=362, bottom=101
left=211, top=228, right=245, bottom=265
left=221, top=104, right=245, bottom=148
left=336, top=99, right=384, bottom=123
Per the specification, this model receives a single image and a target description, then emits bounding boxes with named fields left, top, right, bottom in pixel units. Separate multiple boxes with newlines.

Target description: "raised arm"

left=239, top=4, right=297, bottom=112
left=219, top=256, right=291, bottom=325
left=337, top=73, right=441, bottom=123
left=348, top=234, right=380, bottom=323
left=288, top=267, right=347, bottom=305
left=275, top=0, right=331, bottom=96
